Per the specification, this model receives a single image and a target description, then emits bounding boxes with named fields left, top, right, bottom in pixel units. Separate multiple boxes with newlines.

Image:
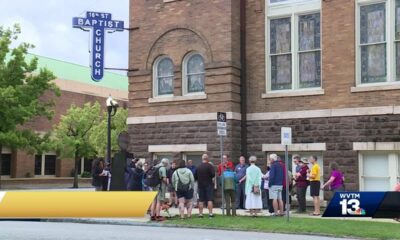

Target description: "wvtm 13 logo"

left=339, top=193, right=366, bottom=216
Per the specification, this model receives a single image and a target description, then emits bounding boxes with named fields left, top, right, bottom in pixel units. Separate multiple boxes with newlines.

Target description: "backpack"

left=176, top=170, right=191, bottom=192
left=223, top=170, right=235, bottom=190
left=144, top=166, right=161, bottom=187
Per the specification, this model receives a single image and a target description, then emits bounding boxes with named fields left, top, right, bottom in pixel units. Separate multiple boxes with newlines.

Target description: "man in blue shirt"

left=269, top=153, right=285, bottom=216
left=234, top=156, right=248, bottom=209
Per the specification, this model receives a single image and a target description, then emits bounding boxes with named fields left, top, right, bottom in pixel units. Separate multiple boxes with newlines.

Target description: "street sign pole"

left=285, top=144, right=289, bottom=222
left=220, top=134, right=225, bottom=216
left=281, top=127, right=292, bottom=223
left=217, top=112, right=227, bottom=216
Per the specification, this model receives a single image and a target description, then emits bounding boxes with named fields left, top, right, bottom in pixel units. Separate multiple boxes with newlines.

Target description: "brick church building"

left=127, top=0, right=400, bottom=199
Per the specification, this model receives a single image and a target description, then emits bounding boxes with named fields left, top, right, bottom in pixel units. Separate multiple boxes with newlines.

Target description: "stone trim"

left=1, top=147, right=11, bottom=154
left=127, top=112, right=241, bottom=124
left=351, top=83, right=400, bottom=93
left=353, top=142, right=400, bottom=151
left=148, top=94, right=207, bottom=103
left=247, top=106, right=398, bottom=121
left=262, top=143, right=326, bottom=152
left=262, top=89, right=324, bottom=98
left=148, top=144, right=207, bottom=153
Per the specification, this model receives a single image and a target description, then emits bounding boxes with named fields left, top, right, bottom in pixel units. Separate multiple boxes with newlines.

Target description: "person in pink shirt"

left=321, top=162, right=345, bottom=193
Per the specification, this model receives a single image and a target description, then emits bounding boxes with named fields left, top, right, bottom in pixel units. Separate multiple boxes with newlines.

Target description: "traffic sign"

left=217, top=122, right=227, bottom=128
left=217, top=112, right=226, bottom=122
left=217, top=128, right=227, bottom=136
left=281, top=127, right=292, bottom=145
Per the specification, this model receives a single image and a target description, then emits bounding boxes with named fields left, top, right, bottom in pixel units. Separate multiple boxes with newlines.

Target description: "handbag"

left=252, top=185, right=261, bottom=194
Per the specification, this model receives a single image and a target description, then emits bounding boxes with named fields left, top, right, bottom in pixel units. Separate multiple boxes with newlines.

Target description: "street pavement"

left=0, top=221, right=352, bottom=240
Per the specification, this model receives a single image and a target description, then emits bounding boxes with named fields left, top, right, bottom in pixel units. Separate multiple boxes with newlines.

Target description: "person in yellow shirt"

left=308, top=155, right=320, bottom=216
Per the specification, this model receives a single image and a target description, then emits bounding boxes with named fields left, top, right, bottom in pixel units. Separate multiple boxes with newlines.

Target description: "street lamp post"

left=106, top=95, right=118, bottom=190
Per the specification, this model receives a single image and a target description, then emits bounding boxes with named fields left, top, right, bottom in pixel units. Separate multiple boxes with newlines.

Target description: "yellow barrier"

left=0, top=191, right=157, bottom=218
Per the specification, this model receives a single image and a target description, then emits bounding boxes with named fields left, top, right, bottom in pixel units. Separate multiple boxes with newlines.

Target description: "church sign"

left=72, top=12, right=124, bottom=81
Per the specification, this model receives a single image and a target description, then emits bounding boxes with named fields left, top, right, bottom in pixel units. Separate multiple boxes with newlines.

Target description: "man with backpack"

left=172, top=160, right=195, bottom=219
left=222, top=168, right=237, bottom=216
left=145, top=158, right=169, bottom=221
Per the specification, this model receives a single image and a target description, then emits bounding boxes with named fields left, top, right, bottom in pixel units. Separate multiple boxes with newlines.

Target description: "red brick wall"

left=246, top=0, right=400, bottom=114
left=128, top=0, right=242, bottom=117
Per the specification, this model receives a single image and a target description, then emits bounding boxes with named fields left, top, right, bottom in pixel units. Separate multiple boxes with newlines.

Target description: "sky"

left=0, top=0, right=129, bottom=74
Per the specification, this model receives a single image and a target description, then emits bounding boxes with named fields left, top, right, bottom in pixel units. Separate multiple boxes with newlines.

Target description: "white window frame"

left=182, top=152, right=203, bottom=163
left=80, top=157, right=93, bottom=175
left=269, top=0, right=318, bottom=6
left=152, top=153, right=174, bottom=161
left=265, top=0, right=322, bottom=96
left=359, top=151, right=399, bottom=190
left=355, top=0, right=399, bottom=88
left=182, top=52, right=206, bottom=96
left=153, top=55, right=174, bottom=98
left=35, top=153, right=57, bottom=177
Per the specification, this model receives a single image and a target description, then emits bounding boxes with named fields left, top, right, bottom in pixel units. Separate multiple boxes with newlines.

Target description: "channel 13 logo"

left=323, top=192, right=400, bottom=218
left=339, top=193, right=366, bottom=216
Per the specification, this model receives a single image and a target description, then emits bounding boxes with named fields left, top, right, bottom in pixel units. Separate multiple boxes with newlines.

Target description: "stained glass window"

left=156, top=57, right=174, bottom=96
left=396, top=0, right=400, bottom=81
left=360, top=3, right=386, bottom=83
left=270, top=18, right=292, bottom=90
left=298, top=13, right=321, bottom=88
left=186, top=54, right=205, bottom=93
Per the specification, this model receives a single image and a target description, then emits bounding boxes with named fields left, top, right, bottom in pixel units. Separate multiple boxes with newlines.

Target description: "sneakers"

left=208, top=214, right=214, bottom=218
left=198, top=214, right=204, bottom=218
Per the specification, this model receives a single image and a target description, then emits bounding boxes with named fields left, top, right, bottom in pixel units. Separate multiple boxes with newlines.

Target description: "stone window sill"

left=262, top=89, right=324, bottom=98
left=351, top=83, right=400, bottom=93
left=148, top=94, right=207, bottom=103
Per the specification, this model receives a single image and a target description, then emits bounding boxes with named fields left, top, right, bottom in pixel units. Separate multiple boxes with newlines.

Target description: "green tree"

left=0, top=25, right=59, bottom=188
left=52, top=102, right=101, bottom=188
left=89, top=108, right=128, bottom=157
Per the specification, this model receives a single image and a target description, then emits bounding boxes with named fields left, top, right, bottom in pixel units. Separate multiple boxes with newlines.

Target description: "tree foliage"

left=52, top=102, right=102, bottom=188
left=89, top=108, right=128, bottom=157
left=0, top=25, right=59, bottom=150
left=0, top=24, right=59, bottom=188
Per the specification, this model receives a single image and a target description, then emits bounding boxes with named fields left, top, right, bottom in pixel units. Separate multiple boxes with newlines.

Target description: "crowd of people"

left=91, top=153, right=350, bottom=221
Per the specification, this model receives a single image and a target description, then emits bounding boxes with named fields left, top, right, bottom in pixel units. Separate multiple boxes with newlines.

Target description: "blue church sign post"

left=72, top=12, right=124, bottom=81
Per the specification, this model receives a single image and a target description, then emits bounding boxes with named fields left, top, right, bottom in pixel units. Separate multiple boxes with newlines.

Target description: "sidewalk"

left=46, top=207, right=399, bottom=226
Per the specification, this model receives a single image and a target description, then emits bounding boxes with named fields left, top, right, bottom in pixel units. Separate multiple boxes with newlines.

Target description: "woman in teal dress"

left=245, top=156, right=263, bottom=217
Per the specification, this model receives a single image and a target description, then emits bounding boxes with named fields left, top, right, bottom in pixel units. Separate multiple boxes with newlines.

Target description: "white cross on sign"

left=217, top=112, right=227, bottom=136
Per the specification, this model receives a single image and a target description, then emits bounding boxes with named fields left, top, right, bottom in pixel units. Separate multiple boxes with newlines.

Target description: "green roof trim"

left=26, top=53, right=128, bottom=91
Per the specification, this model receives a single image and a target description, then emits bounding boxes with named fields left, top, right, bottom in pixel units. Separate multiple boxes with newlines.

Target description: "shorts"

left=198, top=185, right=214, bottom=202
left=269, top=185, right=283, bottom=200
left=176, top=189, right=194, bottom=200
left=153, top=184, right=166, bottom=202
left=310, top=181, right=320, bottom=197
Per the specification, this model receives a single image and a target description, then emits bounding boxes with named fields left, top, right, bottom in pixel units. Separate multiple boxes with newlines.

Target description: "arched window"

left=153, top=56, right=174, bottom=97
left=183, top=53, right=205, bottom=94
